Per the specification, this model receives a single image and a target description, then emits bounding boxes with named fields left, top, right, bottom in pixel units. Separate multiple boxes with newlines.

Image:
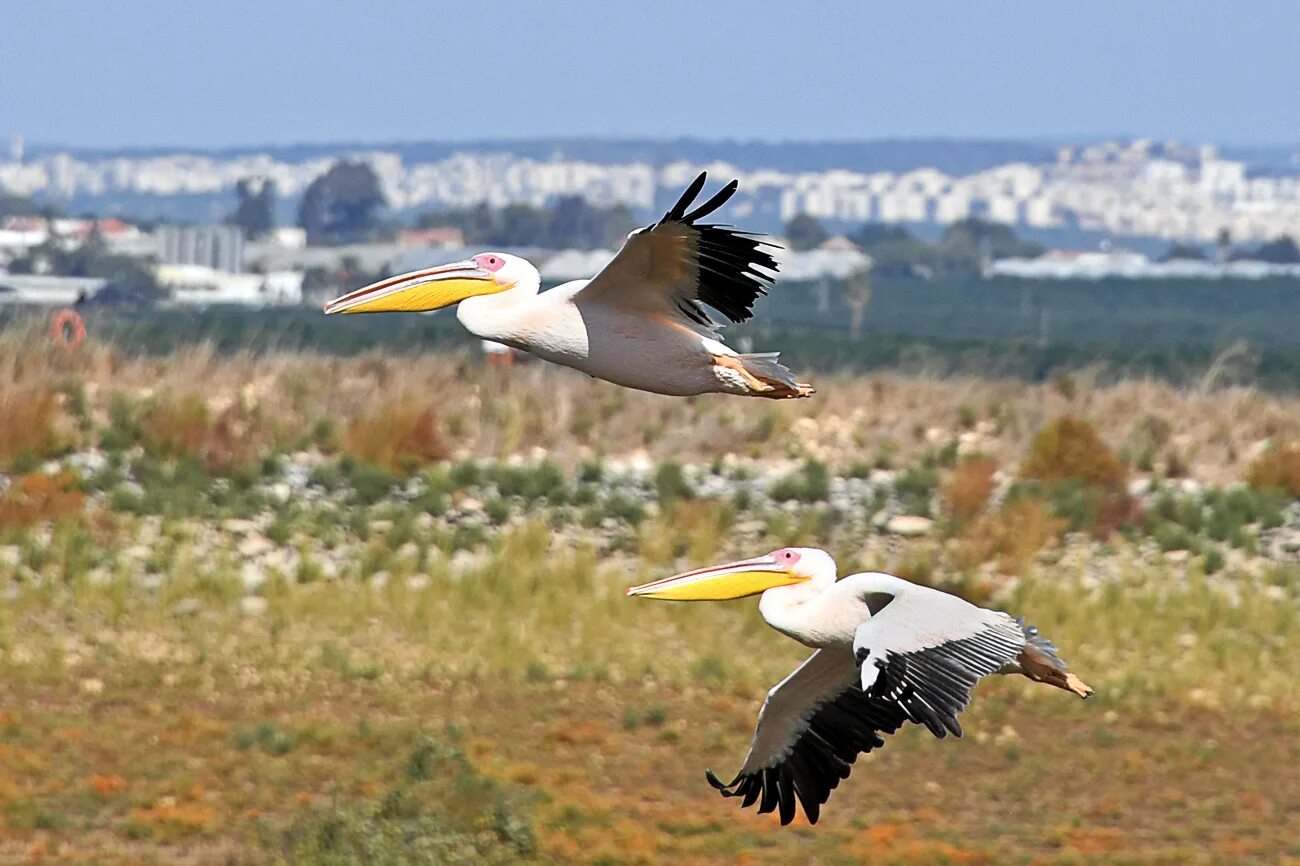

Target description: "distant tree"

left=545, top=196, right=635, bottom=249
left=419, top=202, right=495, bottom=239
left=11, top=227, right=163, bottom=303
left=297, top=161, right=387, bottom=245
left=863, top=236, right=938, bottom=278
left=91, top=254, right=166, bottom=303
left=0, top=194, right=42, bottom=218
left=1160, top=242, right=1207, bottom=262
left=1215, top=227, right=1232, bottom=264
left=1233, top=235, right=1300, bottom=264
left=227, top=177, right=276, bottom=239
left=491, top=204, right=551, bottom=247
left=784, top=213, right=829, bottom=251
left=843, top=268, right=873, bottom=341
left=420, top=197, right=636, bottom=250
left=850, top=223, right=914, bottom=250
left=937, top=218, right=1043, bottom=274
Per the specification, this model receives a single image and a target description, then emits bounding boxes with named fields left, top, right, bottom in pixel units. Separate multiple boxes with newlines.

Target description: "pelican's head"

left=626, top=547, right=836, bottom=601
left=323, top=252, right=535, bottom=314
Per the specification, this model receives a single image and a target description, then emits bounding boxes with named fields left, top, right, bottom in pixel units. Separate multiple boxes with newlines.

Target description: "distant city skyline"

left=4, top=1, right=1300, bottom=149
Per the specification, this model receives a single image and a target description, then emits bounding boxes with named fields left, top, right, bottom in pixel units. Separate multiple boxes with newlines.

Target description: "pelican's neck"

left=456, top=275, right=541, bottom=344
left=758, top=568, right=846, bottom=648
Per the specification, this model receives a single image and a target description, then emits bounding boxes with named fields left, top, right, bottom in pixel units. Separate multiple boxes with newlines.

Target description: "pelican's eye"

left=474, top=254, right=506, bottom=273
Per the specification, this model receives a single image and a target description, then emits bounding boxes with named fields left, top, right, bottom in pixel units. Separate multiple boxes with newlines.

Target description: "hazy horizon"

left=5, top=1, right=1299, bottom=151
left=12, top=133, right=1300, bottom=157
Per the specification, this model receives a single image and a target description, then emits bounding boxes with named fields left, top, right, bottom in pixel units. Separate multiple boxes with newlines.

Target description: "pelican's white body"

left=755, top=554, right=984, bottom=653
left=458, top=274, right=756, bottom=397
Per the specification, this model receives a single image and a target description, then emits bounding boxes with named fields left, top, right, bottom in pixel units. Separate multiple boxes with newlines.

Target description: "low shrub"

left=1246, top=443, right=1300, bottom=497
left=768, top=460, right=830, bottom=503
left=893, top=466, right=938, bottom=517
left=653, top=460, right=694, bottom=506
left=0, top=471, right=87, bottom=528
left=1021, top=415, right=1126, bottom=488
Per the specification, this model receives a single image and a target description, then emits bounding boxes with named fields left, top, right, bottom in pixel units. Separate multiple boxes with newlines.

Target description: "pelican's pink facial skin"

left=771, top=548, right=803, bottom=570
left=474, top=253, right=507, bottom=273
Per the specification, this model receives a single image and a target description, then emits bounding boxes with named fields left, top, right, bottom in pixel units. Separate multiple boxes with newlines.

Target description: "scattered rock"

left=450, top=549, right=485, bottom=577
left=885, top=515, right=933, bottom=537
left=239, top=595, right=268, bottom=617
left=238, top=534, right=275, bottom=559
left=170, top=597, right=202, bottom=617
left=240, top=562, right=266, bottom=591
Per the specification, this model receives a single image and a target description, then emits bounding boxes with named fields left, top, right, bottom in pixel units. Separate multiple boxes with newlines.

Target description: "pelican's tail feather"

left=736, top=353, right=815, bottom=399
left=1015, top=618, right=1093, bottom=698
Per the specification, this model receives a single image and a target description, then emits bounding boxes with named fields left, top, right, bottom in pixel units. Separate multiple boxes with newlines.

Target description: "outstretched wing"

left=852, top=589, right=1026, bottom=739
left=706, top=649, right=908, bottom=826
left=575, top=172, right=779, bottom=327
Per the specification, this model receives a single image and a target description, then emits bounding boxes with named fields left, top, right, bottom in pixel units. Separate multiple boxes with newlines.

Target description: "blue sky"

left=4, top=1, right=1299, bottom=148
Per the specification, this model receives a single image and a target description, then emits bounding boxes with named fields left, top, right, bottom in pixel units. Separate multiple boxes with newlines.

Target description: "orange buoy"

left=50, top=309, right=86, bottom=352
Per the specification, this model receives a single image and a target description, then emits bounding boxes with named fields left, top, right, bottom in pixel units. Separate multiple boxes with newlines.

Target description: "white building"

left=155, top=264, right=302, bottom=306
left=156, top=224, right=245, bottom=273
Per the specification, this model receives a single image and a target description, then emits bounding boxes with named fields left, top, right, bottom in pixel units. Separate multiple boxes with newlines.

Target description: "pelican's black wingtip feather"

left=682, top=179, right=739, bottom=224
left=652, top=173, right=783, bottom=325
left=665, top=171, right=709, bottom=222
left=705, top=768, right=735, bottom=793
left=692, top=224, right=781, bottom=323
left=710, top=687, right=908, bottom=826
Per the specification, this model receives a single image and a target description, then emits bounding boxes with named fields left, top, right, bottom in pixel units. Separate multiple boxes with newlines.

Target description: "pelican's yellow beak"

left=322, top=260, right=505, bottom=314
left=626, top=555, right=807, bottom=601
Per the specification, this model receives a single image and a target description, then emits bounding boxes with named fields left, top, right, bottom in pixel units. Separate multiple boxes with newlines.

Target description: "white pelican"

left=323, top=173, right=813, bottom=399
left=627, top=547, right=1092, bottom=825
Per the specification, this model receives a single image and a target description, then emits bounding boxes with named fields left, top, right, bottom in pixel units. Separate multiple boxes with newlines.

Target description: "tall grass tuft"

left=941, top=455, right=998, bottom=522
left=0, top=388, right=76, bottom=468
left=954, top=497, right=1065, bottom=575
left=346, top=402, right=449, bottom=474
left=139, top=393, right=211, bottom=460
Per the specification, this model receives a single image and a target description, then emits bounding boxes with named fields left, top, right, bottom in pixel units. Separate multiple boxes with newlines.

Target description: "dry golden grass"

left=1, top=327, right=1296, bottom=482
